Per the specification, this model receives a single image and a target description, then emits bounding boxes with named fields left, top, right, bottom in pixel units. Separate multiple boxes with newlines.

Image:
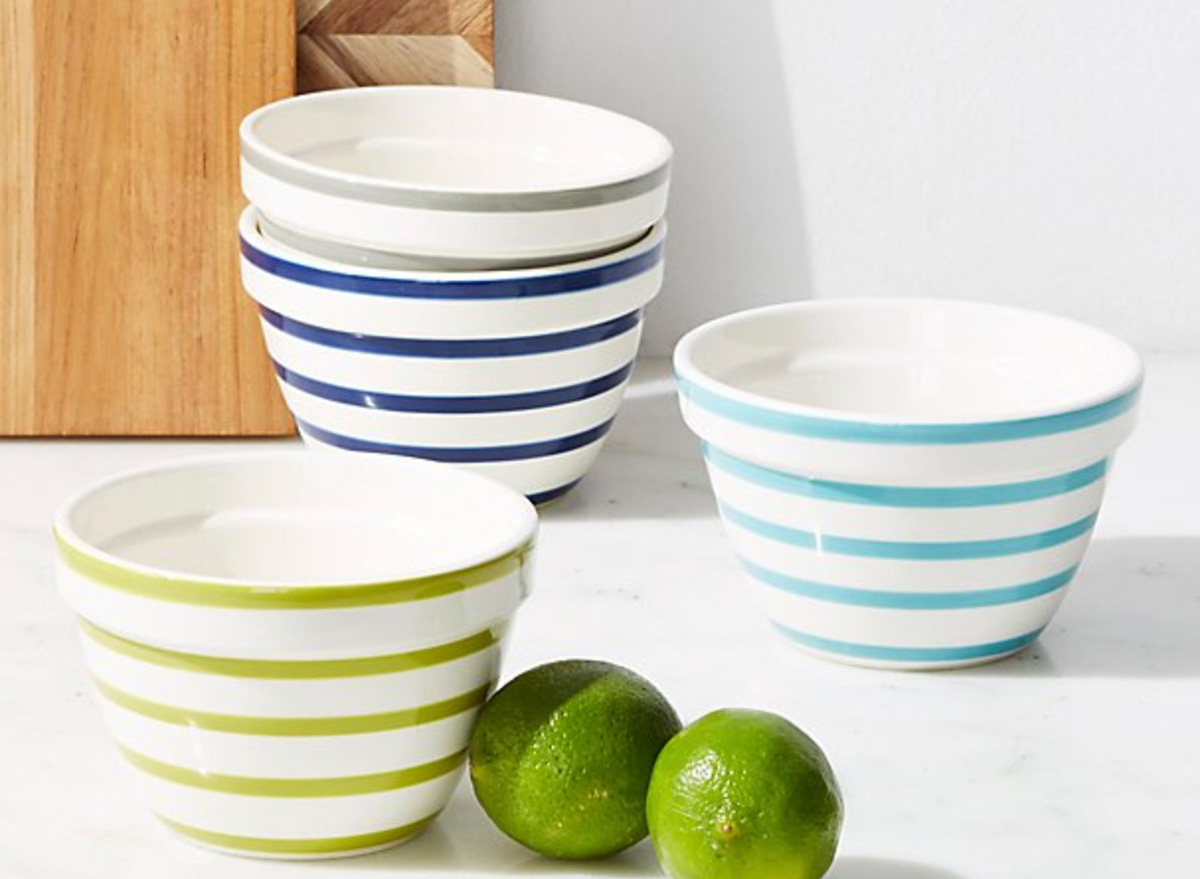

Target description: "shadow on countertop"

left=828, top=856, right=971, bottom=879
left=289, top=810, right=660, bottom=875
left=966, top=536, right=1200, bottom=680
left=310, top=822, right=967, bottom=879
left=289, top=826, right=969, bottom=878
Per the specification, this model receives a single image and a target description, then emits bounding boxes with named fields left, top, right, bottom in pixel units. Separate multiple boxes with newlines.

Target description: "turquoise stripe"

left=719, top=503, right=1097, bottom=559
left=774, top=624, right=1044, bottom=663
left=678, top=376, right=1140, bottom=444
left=705, top=445, right=1107, bottom=508
left=741, top=558, right=1077, bottom=609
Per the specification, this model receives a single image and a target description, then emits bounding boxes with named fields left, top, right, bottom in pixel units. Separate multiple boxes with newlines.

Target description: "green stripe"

left=95, top=678, right=491, bottom=736
left=80, top=618, right=501, bottom=679
left=122, top=745, right=465, bottom=797
left=55, top=529, right=532, bottom=609
left=158, top=813, right=436, bottom=855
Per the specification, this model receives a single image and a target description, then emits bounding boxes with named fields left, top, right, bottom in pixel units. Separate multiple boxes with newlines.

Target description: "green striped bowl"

left=54, top=452, right=537, bottom=858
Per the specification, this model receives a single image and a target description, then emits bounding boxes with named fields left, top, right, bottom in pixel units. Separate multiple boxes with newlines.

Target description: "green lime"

left=468, top=659, right=682, bottom=859
left=646, top=709, right=843, bottom=879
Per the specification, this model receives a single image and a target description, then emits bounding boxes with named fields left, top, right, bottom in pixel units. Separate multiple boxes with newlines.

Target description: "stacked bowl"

left=55, top=453, right=537, bottom=857
left=239, top=86, right=672, bottom=503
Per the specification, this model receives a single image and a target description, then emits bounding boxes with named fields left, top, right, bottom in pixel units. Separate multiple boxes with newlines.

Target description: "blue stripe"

left=297, top=418, right=614, bottom=464
left=705, top=445, right=1107, bottom=507
left=773, top=624, right=1044, bottom=663
left=719, top=503, right=1097, bottom=559
left=678, top=376, right=1140, bottom=444
left=275, top=362, right=633, bottom=414
left=741, top=558, right=1077, bottom=609
left=528, top=480, right=582, bottom=506
left=241, top=236, right=664, bottom=300
left=261, top=307, right=640, bottom=358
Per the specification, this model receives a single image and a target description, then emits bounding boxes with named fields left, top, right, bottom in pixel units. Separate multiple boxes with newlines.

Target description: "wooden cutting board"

left=0, top=1, right=296, bottom=435
left=0, top=0, right=493, bottom=436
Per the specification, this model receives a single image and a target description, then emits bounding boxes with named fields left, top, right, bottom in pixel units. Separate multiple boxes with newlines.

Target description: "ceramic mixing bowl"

left=675, top=299, right=1142, bottom=669
left=239, top=207, right=666, bottom=504
left=55, top=452, right=537, bottom=858
left=240, top=86, right=672, bottom=266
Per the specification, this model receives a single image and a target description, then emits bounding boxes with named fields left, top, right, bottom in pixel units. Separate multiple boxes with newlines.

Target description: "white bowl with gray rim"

left=240, top=86, right=672, bottom=267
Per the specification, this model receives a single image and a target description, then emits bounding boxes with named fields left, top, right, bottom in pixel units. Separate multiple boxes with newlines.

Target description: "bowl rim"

left=254, top=210, right=648, bottom=273
left=239, top=206, right=667, bottom=286
left=673, top=298, right=1144, bottom=431
left=239, top=85, right=673, bottom=210
left=53, top=451, right=538, bottom=599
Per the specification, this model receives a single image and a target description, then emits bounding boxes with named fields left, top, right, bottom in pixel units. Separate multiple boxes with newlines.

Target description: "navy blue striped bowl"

left=675, top=299, right=1142, bottom=669
left=240, top=208, right=665, bottom=503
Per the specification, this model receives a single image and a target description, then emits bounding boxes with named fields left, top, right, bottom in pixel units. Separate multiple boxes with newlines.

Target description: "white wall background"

left=497, top=1, right=1200, bottom=356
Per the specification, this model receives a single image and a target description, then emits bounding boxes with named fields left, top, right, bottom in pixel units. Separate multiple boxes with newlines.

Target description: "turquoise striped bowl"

left=54, top=453, right=537, bottom=858
left=675, top=299, right=1142, bottom=670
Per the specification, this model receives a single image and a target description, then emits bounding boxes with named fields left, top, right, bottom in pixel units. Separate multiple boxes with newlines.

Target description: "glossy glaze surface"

left=241, top=87, right=671, bottom=263
left=54, top=453, right=536, bottom=857
left=676, top=301, right=1141, bottom=667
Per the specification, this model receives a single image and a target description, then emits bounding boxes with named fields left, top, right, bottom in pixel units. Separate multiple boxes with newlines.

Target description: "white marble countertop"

left=2, top=357, right=1197, bottom=879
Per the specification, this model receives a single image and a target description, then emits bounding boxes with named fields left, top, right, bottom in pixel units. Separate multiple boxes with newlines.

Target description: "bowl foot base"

left=155, top=813, right=437, bottom=860
left=772, top=624, right=1044, bottom=671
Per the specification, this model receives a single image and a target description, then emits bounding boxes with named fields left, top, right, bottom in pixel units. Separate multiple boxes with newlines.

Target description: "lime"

left=646, top=709, right=843, bottom=879
left=468, top=659, right=682, bottom=859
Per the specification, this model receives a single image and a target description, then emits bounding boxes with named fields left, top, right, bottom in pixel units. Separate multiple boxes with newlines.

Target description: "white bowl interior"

left=57, top=453, right=537, bottom=586
left=681, top=300, right=1141, bottom=424
left=245, top=87, right=671, bottom=194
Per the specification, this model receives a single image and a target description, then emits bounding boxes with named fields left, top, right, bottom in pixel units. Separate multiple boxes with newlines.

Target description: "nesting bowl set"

left=54, top=86, right=1143, bottom=859
left=239, top=86, right=672, bottom=503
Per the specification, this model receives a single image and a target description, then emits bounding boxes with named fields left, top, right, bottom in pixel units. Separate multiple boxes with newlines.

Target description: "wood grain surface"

left=297, top=0, right=493, bottom=92
left=0, top=1, right=295, bottom=435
